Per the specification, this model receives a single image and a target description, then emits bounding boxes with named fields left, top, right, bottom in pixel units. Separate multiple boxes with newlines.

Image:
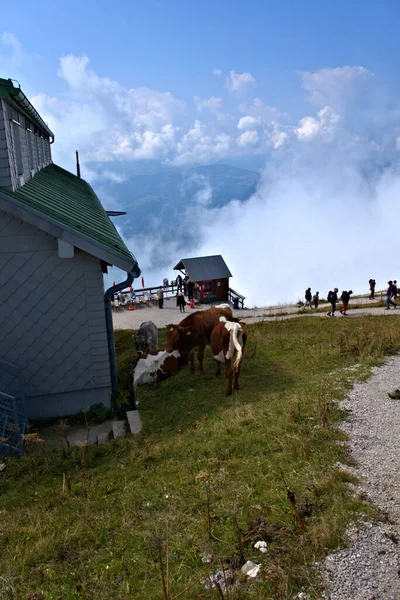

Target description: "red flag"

left=141, top=276, right=145, bottom=288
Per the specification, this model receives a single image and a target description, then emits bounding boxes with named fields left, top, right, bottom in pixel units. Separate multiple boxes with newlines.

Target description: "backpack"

left=327, top=291, right=333, bottom=302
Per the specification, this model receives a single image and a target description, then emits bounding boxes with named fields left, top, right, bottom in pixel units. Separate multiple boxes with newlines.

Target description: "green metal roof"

left=0, top=78, right=54, bottom=138
left=1, top=163, right=139, bottom=272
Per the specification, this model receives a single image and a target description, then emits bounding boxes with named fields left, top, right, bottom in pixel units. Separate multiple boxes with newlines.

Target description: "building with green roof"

left=0, top=78, right=140, bottom=419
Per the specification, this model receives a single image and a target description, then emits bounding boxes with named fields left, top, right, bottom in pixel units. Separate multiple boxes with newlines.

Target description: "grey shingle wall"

left=0, top=209, right=112, bottom=418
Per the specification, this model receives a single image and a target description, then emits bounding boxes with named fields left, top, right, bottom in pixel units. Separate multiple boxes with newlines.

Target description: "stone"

left=97, top=430, right=111, bottom=444
left=112, top=420, right=127, bottom=439
left=241, top=561, right=261, bottom=579
left=126, top=410, right=142, bottom=435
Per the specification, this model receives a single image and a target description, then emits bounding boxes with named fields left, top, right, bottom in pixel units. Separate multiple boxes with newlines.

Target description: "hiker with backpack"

left=385, top=281, right=397, bottom=310
left=327, top=288, right=339, bottom=316
left=313, top=291, right=319, bottom=309
left=340, top=290, right=353, bottom=315
left=304, top=287, right=312, bottom=309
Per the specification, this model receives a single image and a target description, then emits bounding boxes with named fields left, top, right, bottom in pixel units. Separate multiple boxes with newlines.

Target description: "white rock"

left=241, top=560, right=261, bottom=579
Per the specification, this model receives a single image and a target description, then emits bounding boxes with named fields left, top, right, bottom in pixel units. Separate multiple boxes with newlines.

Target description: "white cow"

left=133, top=350, right=180, bottom=388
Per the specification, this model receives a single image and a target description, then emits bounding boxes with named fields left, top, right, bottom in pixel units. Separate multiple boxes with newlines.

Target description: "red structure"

left=173, top=255, right=232, bottom=303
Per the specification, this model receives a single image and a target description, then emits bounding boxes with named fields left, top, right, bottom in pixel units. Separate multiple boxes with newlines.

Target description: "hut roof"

left=174, top=255, right=232, bottom=281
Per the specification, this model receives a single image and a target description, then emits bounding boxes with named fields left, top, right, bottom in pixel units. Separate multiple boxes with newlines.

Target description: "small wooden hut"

left=173, top=255, right=232, bottom=303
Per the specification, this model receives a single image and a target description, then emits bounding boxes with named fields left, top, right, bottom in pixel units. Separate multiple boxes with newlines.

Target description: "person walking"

left=393, top=280, right=398, bottom=300
left=313, top=291, right=319, bottom=309
left=157, top=286, right=164, bottom=309
left=176, top=274, right=183, bottom=292
left=304, top=287, right=312, bottom=309
left=163, top=277, right=169, bottom=298
left=340, top=290, right=353, bottom=315
left=369, top=278, right=376, bottom=300
left=327, top=288, right=338, bottom=316
left=187, top=277, right=194, bottom=301
left=176, top=291, right=186, bottom=313
left=385, top=281, right=396, bottom=310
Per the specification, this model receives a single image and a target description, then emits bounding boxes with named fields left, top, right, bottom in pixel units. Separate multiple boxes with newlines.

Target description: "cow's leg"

left=225, top=358, right=233, bottom=395
left=188, top=349, right=196, bottom=374
left=197, top=344, right=205, bottom=373
left=233, top=360, right=241, bottom=390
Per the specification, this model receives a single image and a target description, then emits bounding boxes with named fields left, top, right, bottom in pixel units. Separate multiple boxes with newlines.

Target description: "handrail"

left=228, top=287, right=246, bottom=309
left=229, top=287, right=245, bottom=300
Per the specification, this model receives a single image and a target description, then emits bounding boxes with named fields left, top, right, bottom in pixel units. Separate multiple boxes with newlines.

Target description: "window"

left=11, top=121, right=24, bottom=176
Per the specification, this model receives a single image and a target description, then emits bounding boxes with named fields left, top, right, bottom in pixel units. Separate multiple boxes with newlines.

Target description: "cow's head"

left=133, top=333, right=147, bottom=355
left=166, top=324, right=192, bottom=352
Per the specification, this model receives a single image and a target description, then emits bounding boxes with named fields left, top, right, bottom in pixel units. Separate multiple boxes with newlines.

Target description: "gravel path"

left=324, top=356, right=400, bottom=599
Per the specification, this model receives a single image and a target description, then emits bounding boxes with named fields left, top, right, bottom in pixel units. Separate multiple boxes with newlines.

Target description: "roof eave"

left=173, top=260, right=185, bottom=270
left=0, top=191, right=140, bottom=275
left=1, top=79, right=54, bottom=138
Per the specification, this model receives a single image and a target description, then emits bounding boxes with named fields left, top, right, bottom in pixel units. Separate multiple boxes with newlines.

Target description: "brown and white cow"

left=210, top=317, right=247, bottom=395
left=133, top=349, right=180, bottom=387
left=166, top=306, right=236, bottom=374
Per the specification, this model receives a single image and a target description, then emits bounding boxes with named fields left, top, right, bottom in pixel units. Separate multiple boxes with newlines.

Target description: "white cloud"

left=194, top=96, right=223, bottom=113
left=0, top=31, right=34, bottom=78
left=237, top=130, right=259, bottom=147
left=173, top=121, right=232, bottom=165
left=226, top=70, right=257, bottom=93
left=268, top=122, right=289, bottom=149
left=212, top=68, right=222, bottom=76
left=300, top=66, right=373, bottom=109
left=237, top=116, right=259, bottom=130
left=296, top=106, right=340, bottom=141
left=239, top=97, right=284, bottom=120
left=1, top=32, right=22, bottom=60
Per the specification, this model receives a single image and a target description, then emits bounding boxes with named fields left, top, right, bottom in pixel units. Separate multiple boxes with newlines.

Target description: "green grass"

left=1, top=316, right=400, bottom=599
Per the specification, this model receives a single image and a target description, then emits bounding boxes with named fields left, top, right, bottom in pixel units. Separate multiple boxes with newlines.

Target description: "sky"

left=2, top=0, right=400, bottom=304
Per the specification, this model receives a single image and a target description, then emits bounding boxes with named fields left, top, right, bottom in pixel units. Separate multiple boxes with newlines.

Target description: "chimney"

left=76, top=150, right=81, bottom=178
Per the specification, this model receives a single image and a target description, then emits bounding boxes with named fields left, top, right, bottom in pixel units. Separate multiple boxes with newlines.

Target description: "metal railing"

left=0, top=360, right=27, bottom=456
left=228, top=287, right=246, bottom=309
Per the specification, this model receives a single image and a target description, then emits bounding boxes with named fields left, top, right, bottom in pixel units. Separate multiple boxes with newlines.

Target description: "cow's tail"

left=230, top=323, right=243, bottom=371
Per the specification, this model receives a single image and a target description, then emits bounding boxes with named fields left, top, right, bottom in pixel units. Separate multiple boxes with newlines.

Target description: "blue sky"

left=2, top=1, right=400, bottom=303
left=2, top=0, right=400, bottom=114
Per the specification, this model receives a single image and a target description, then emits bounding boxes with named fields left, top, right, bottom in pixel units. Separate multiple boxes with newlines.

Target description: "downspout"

left=104, top=265, right=140, bottom=398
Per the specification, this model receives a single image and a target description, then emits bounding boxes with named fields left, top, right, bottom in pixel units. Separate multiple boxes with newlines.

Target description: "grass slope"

left=1, top=316, right=399, bottom=599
